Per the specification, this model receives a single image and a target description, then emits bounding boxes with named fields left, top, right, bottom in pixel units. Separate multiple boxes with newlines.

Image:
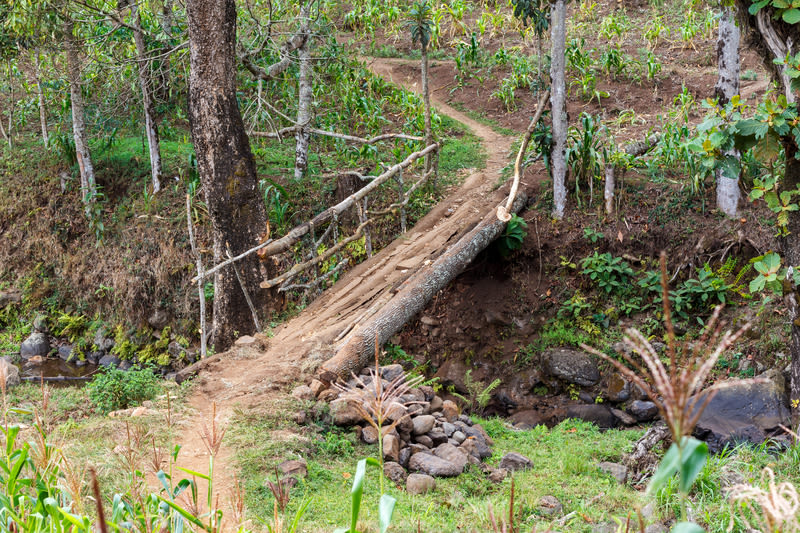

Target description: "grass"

left=448, top=101, right=517, bottom=137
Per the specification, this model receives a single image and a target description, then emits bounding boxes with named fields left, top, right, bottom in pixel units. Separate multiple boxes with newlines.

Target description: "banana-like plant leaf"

left=379, top=494, right=396, bottom=533
left=678, top=437, right=708, bottom=494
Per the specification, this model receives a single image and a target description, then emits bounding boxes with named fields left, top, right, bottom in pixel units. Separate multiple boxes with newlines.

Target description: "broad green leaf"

left=678, top=437, right=708, bottom=493
left=672, top=522, right=705, bottom=533
left=647, top=442, right=680, bottom=494
left=782, top=8, right=800, bottom=23
left=379, top=494, right=396, bottom=533
left=175, top=465, right=210, bottom=481
left=718, top=155, right=740, bottom=180
left=350, top=459, right=367, bottom=533
left=749, top=0, right=770, bottom=13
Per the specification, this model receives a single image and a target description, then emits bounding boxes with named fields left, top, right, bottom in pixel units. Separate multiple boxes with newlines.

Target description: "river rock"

left=362, top=425, right=378, bottom=444
left=406, top=473, right=436, bottom=494
left=380, top=364, right=405, bottom=382
left=412, top=415, right=435, bottom=435
left=430, top=395, right=443, bottom=412
left=384, top=461, right=407, bottom=483
left=452, top=430, right=466, bottom=444
left=58, top=345, right=73, bottom=361
left=433, top=443, right=467, bottom=472
left=543, top=348, right=600, bottom=386
left=408, top=452, right=461, bottom=477
left=442, top=400, right=459, bottom=422
left=32, top=315, right=48, bottom=333
left=628, top=400, right=659, bottom=422
left=605, top=373, right=631, bottom=403
left=20, top=332, right=50, bottom=359
left=399, top=447, right=411, bottom=468
left=99, top=354, right=122, bottom=368
left=539, top=495, right=563, bottom=517
left=414, top=434, right=433, bottom=448
left=566, top=404, right=617, bottom=428
left=428, top=427, right=448, bottom=446
left=0, top=358, right=20, bottom=388
left=499, top=452, right=532, bottom=472
left=610, top=408, right=637, bottom=426
left=292, top=385, right=315, bottom=401
left=441, top=422, right=456, bottom=437
left=278, top=459, right=308, bottom=478
left=331, top=399, right=363, bottom=426
left=694, top=378, right=790, bottom=453
left=383, top=434, right=400, bottom=462
left=147, top=309, right=169, bottom=330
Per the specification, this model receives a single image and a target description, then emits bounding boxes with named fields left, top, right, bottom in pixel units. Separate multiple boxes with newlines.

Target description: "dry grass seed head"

left=728, top=467, right=800, bottom=533
left=199, top=402, right=226, bottom=458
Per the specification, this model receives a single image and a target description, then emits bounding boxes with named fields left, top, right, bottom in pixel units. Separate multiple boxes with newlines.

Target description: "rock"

left=460, top=436, right=491, bottom=460
left=408, top=443, right=429, bottom=455
left=119, top=360, right=132, bottom=371
left=408, top=452, right=461, bottom=477
left=598, top=462, right=628, bottom=483
left=279, top=459, right=308, bottom=478
left=419, top=385, right=435, bottom=401
left=441, top=422, right=456, bottom=437
left=414, top=435, right=433, bottom=448
left=293, top=411, right=307, bottom=425
left=463, top=424, right=494, bottom=447
left=95, top=328, right=114, bottom=352
left=380, top=364, right=405, bottom=382
left=538, top=495, right=563, bottom=517
left=458, top=414, right=473, bottom=425
left=509, top=409, right=547, bottom=429
left=610, top=408, right=637, bottom=426
left=543, top=348, right=600, bottom=386
left=433, top=443, right=467, bottom=473
left=452, top=431, right=466, bottom=444
left=434, top=359, right=469, bottom=392
left=317, top=389, right=338, bottom=402
left=383, top=434, right=400, bottom=462
left=86, top=351, right=102, bottom=365
left=147, top=309, right=169, bottom=330
left=428, top=427, right=448, bottom=446
left=98, top=354, right=122, bottom=368
left=628, top=400, right=659, bottom=422
left=640, top=502, right=656, bottom=522
left=406, top=473, right=436, bottom=495
left=20, top=332, right=50, bottom=359
left=487, top=467, right=508, bottom=483
left=234, top=335, right=256, bottom=346
left=565, top=404, right=617, bottom=429
left=384, top=461, right=407, bottom=483
left=361, top=425, right=379, bottom=444
left=292, top=385, right=315, bottom=401
left=27, top=356, right=45, bottom=365
left=0, top=358, right=20, bottom=388
left=309, top=379, right=326, bottom=397
left=430, top=395, right=443, bottom=412
left=420, top=316, right=440, bottom=327
left=331, top=399, right=363, bottom=427
left=645, top=524, right=667, bottom=533
left=499, top=452, right=532, bottom=472
left=694, top=378, right=791, bottom=453
left=399, top=447, right=411, bottom=468
left=605, top=373, right=631, bottom=403
left=412, top=415, right=436, bottom=435
left=32, top=315, right=48, bottom=333
left=442, top=400, right=459, bottom=422
left=58, top=345, right=73, bottom=361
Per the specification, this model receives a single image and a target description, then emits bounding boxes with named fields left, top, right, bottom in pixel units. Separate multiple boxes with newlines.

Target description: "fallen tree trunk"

left=320, top=192, right=528, bottom=379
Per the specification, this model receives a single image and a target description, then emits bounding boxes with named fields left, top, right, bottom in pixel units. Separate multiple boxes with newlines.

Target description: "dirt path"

left=170, top=57, right=519, bottom=521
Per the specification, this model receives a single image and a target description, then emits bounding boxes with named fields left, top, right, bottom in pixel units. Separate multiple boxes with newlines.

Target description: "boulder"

left=509, top=409, right=548, bottom=429
left=433, top=443, right=468, bottom=472
left=604, top=373, right=631, bottom=403
left=430, top=395, right=443, bottom=412
left=442, top=400, right=459, bottom=422
left=414, top=435, right=433, bottom=448
left=291, top=385, right=315, bottom=401
left=543, top=348, right=600, bottom=386
left=694, top=379, right=790, bottom=453
left=0, top=289, right=22, bottom=308
left=610, top=408, right=637, bottom=426
left=383, top=434, right=400, bottom=462
left=361, top=425, right=378, bottom=444
left=428, top=427, right=448, bottom=446
left=406, top=473, right=436, bottom=494
left=384, top=461, right=407, bottom=483
left=487, top=467, right=508, bottom=483
left=380, top=364, right=405, bottom=382
left=98, top=354, right=122, bottom=368
left=20, top=332, right=50, bottom=359
left=278, top=459, right=308, bottom=478
left=452, top=431, right=466, bottom=444
left=598, top=461, right=628, bottom=484
left=408, top=452, right=461, bottom=477
left=330, top=399, right=363, bottom=427
left=412, top=415, right=436, bottom=435
left=32, top=315, right=48, bottom=333
left=0, top=358, right=20, bottom=389
left=58, top=345, right=73, bottom=361
left=459, top=436, right=492, bottom=460
left=538, top=495, right=563, bottom=517
left=434, top=359, right=469, bottom=393
left=147, top=309, right=169, bottom=330
left=499, top=452, right=532, bottom=472
left=399, top=447, right=411, bottom=468
left=627, top=400, right=659, bottom=422
left=565, top=404, right=617, bottom=429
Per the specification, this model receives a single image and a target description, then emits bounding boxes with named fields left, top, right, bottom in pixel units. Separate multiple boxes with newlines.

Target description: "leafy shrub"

left=87, top=365, right=160, bottom=413
left=497, top=214, right=528, bottom=257
left=580, top=252, right=634, bottom=294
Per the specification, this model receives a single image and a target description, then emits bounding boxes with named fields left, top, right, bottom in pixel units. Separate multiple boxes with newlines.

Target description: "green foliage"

left=580, top=252, right=634, bottom=295
left=53, top=312, right=88, bottom=342
left=566, top=113, right=606, bottom=205
left=462, top=369, right=501, bottom=414
left=582, top=227, right=604, bottom=243
left=408, top=1, right=433, bottom=49
left=87, top=365, right=159, bottom=413
left=317, top=430, right=356, bottom=457
left=334, top=458, right=395, bottom=533
left=497, top=214, right=528, bottom=257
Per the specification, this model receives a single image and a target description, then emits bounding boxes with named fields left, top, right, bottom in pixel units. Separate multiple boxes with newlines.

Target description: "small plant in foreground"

left=582, top=253, right=750, bottom=524
left=87, top=364, right=159, bottom=413
left=580, top=252, right=634, bottom=295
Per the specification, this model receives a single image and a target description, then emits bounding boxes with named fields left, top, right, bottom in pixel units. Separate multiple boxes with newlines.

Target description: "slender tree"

left=409, top=0, right=434, bottom=171
left=549, top=0, right=568, bottom=219
left=186, top=0, right=272, bottom=350
left=294, top=0, right=313, bottom=181
left=714, top=3, right=741, bottom=217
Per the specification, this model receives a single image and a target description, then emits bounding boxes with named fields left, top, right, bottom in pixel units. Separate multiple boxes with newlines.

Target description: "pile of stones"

left=293, top=363, right=532, bottom=495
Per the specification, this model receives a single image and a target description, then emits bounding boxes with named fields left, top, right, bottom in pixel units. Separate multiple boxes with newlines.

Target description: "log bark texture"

left=294, top=1, right=313, bottom=181
left=549, top=0, right=568, bottom=220
left=187, top=0, right=272, bottom=350
left=715, top=5, right=741, bottom=217
left=320, top=193, right=527, bottom=379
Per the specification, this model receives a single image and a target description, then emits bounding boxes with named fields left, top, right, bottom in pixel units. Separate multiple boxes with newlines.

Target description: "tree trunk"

left=714, top=5, right=741, bottom=217
left=294, top=2, right=313, bottom=181
left=64, top=18, right=96, bottom=213
left=33, top=52, right=48, bottom=150
left=549, top=0, right=568, bottom=220
left=604, top=163, right=614, bottom=215
left=321, top=193, right=527, bottom=378
left=5, top=60, right=12, bottom=149
left=132, top=2, right=163, bottom=193
left=187, top=0, right=272, bottom=351
left=421, top=41, right=433, bottom=173
left=782, top=142, right=800, bottom=426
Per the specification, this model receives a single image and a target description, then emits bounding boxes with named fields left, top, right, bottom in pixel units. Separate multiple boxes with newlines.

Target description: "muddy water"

left=20, top=358, right=99, bottom=384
